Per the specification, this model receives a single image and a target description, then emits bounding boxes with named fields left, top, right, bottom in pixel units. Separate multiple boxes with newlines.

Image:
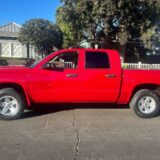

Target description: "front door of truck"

left=28, top=51, right=81, bottom=102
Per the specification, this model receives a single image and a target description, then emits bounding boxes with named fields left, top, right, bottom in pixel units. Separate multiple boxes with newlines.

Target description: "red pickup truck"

left=0, top=49, right=160, bottom=120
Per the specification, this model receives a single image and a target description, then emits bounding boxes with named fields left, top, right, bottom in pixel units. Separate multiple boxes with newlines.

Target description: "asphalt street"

left=0, top=104, right=160, bottom=160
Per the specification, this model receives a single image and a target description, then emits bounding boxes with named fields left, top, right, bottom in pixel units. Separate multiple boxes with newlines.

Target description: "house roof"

left=0, top=22, right=22, bottom=38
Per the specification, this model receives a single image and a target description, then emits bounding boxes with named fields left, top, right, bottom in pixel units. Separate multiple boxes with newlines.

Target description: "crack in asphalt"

left=73, top=110, right=80, bottom=160
left=45, top=114, right=49, bottom=129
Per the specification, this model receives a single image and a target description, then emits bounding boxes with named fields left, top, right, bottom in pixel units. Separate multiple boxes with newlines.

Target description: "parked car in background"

left=0, top=59, right=8, bottom=66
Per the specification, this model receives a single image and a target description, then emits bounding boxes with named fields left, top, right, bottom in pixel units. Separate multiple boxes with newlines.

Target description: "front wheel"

left=130, top=89, right=160, bottom=118
left=0, top=88, right=25, bottom=120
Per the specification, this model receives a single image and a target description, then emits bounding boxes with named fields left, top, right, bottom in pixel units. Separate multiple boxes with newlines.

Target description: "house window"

left=1, top=43, right=10, bottom=57
left=11, top=43, right=22, bottom=57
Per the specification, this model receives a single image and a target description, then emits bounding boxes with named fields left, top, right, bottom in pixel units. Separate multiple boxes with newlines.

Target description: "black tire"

left=0, top=88, right=25, bottom=120
left=130, top=89, right=160, bottom=118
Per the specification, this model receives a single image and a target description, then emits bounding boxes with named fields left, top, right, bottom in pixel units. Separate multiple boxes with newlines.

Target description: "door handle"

left=105, top=74, right=116, bottom=78
left=66, top=74, right=78, bottom=77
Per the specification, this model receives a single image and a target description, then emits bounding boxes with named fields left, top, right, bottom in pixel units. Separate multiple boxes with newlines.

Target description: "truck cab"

left=28, top=49, right=122, bottom=103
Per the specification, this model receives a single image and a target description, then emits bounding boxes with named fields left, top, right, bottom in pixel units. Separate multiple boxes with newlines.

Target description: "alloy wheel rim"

left=0, top=96, right=19, bottom=116
left=138, top=96, right=156, bottom=114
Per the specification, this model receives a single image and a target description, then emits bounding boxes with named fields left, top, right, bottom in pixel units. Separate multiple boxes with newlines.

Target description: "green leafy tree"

left=57, top=0, right=160, bottom=61
left=56, top=7, right=76, bottom=48
left=56, top=4, right=83, bottom=48
left=141, top=24, right=160, bottom=59
left=19, top=18, right=63, bottom=57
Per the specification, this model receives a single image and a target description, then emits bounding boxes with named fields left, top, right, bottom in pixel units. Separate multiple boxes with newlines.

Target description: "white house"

left=0, top=22, right=37, bottom=58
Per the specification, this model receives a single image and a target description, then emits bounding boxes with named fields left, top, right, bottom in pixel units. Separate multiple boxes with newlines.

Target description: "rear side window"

left=85, top=51, right=110, bottom=68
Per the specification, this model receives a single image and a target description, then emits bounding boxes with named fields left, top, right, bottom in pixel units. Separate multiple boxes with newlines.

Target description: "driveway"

left=0, top=104, right=160, bottom=160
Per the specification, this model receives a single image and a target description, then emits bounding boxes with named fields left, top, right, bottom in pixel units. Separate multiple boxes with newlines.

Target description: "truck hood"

left=0, top=65, right=31, bottom=76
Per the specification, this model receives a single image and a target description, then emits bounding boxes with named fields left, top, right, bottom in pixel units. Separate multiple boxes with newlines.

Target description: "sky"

left=0, top=0, right=61, bottom=26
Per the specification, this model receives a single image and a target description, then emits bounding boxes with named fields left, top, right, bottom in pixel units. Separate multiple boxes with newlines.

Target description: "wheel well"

left=131, top=84, right=160, bottom=100
left=0, top=83, right=28, bottom=104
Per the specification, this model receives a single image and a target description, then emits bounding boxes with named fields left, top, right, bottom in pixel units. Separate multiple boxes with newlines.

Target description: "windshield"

left=28, top=54, right=54, bottom=68
left=28, top=59, right=42, bottom=68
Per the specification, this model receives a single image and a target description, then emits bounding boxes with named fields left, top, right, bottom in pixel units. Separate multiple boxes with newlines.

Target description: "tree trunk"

left=118, top=44, right=126, bottom=63
left=27, top=43, right=30, bottom=58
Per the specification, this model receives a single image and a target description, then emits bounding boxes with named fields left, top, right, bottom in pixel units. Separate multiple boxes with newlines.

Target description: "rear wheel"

left=0, top=88, right=25, bottom=120
left=130, top=89, right=160, bottom=118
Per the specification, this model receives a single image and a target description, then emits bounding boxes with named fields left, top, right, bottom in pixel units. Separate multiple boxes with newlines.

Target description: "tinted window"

left=85, top=52, right=110, bottom=68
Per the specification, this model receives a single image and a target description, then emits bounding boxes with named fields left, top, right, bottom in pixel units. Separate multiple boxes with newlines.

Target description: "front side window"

left=49, top=51, right=78, bottom=69
left=85, top=51, right=110, bottom=68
